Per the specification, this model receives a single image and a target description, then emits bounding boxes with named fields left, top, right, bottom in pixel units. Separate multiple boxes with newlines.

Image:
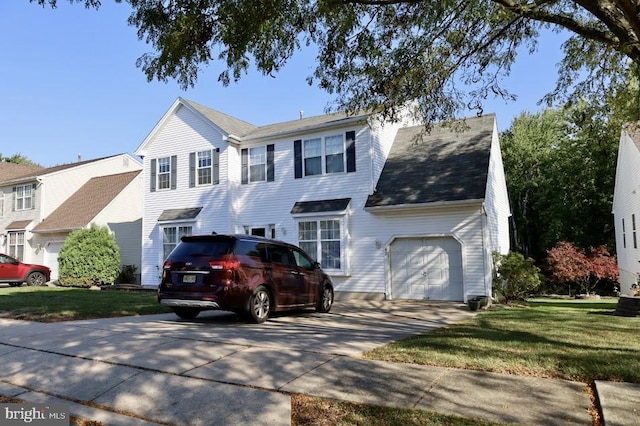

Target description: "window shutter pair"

left=241, top=144, right=274, bottom=184
left=188, top=149, right=220, bottom=188
left=294, top=131, right=356, bottom=179
left=149, top=155, right=177, bottom=192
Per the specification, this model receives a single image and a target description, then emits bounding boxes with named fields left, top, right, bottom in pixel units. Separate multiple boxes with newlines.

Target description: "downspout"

left=481, top=203, right=490, bottom=297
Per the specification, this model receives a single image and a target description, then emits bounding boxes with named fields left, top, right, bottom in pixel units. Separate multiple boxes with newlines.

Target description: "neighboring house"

left=135, top=97, right=511, bottom=301
left=613, top=122, right=640, bottom=296
left=0, top=155, right=143, bottom=282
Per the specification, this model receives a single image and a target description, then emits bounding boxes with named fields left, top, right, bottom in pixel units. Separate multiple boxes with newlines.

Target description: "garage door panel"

left=390, top=237, right=463, bottom=301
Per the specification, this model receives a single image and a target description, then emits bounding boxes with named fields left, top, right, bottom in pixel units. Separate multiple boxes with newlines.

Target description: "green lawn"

left=0, top=286, right=170, bottom=322
left=364, top=298, right=640, bottom=383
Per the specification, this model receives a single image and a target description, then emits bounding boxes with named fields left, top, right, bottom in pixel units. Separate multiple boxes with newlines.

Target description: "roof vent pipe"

left=299, top=110, right=304, bottom=120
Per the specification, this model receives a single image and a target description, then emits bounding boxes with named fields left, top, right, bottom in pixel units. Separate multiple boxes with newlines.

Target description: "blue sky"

left=1, top=1, right=567, bottom=167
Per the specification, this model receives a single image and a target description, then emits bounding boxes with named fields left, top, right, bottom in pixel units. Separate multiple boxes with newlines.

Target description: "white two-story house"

left=0, top=155, right=143, bottom=282
left=135, top=97, right=510, bottom=302
left=613, top=122, right=640, bottom=295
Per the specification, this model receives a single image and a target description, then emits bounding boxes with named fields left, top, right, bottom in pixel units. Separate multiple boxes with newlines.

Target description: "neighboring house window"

left=189, top=149, right=220, bottom=187
left=622, top=218, right=626, bottom=249
left=294, top=131, right=356, bottom=178
left=14, top=184, right=35, bottom=210
left=241, top=144, right=274, bottom=184
left=8, top=231, right=25, bottom=261
left=162, top=225, right=192, bottom=259
left=633, top=214, right=637, bottom=249
left=150, top=155, right=177, bottom=192
left=298, top=219, right=343, bottom=271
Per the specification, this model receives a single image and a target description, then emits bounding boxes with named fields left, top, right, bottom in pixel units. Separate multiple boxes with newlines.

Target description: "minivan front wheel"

left=316, top=285, right=334, bottom=313
left=247, top=286, right=271, bottom=323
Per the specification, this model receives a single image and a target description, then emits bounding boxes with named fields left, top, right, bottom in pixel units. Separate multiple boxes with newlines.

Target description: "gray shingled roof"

left=32, top=171, right=141, bottom=233
left=291, top=198, right=351, bottom=214
left=181, top=98, right=368, bottom=141
left=182, top=98, right=258, bottom=137
left=365, top=114, right=495, bottom=208
left=624, top=122, right=640, bottom=151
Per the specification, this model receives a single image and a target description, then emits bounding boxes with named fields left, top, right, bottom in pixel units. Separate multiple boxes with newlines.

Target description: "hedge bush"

left=493, top=251, right=542, bottom=303
left=58, top=225, right=121, bottom=288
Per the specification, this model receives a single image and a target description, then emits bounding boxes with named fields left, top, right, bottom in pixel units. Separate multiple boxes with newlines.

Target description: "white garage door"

left=45, top=242, right=64, bottom=281
left=390, top=237, right=463, bottom=301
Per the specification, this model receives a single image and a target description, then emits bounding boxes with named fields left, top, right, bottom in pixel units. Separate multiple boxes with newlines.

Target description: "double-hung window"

left=8, top=231, right=25, bottom=260
left=150, top=156, right=177, bottom=192
left=197, top=150, right=212, bottom=185
left=294, top=131, right=356, bottom=179
left=298, top=218, right=343, bottom=271
left=162, top=225, right=192, bottom=259
left=14, top=184, right=34, bottom=211
left=241, top=144, right=274, bottom=184
left=157, top=157, right=171, bottom=190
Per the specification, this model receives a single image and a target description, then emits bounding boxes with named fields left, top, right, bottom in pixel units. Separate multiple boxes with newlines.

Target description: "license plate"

left=182, top=274, right=196, bottom=284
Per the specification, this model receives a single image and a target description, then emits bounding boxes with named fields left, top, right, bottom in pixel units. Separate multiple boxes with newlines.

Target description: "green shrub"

left=115, top=264, right=138, bottom=284
left=493, top=251, right=542, bottom=303
left=58, top=225, right=121, bottom=288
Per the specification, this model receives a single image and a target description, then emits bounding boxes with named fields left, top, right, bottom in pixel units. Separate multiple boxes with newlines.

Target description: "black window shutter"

left=213, top=148, right=220, bottom=185
left=189, top=152, right=196, bottom=188
left=170, top=155, right=178, bottom=190
left=294, top=140, right=302, bottom=179
left=31, top=183, right=36, bottom=209
left=150, top=159, right=156, bottom=192
left=346, top=131, right=356, bottom=173
left=267, top=144, right=275, bottom=182
left=12, top=186, right=16, bottom=211
left=241, top=148, right=248, bottom=184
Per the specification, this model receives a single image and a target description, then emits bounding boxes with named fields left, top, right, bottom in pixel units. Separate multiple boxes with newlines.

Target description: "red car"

left=0, top=253, right=51, bottom=287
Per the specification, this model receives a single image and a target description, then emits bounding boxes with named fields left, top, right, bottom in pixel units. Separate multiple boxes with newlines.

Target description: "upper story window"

left=14, top=184, right=35, bottom=210
left=0, top=194, right=4, bottom=217
left=294, top=131, right=356, bottom=179
left=189, top=149, right=220, bottom=187
left=150, top=156, right=177, bottom=192
left=241, top=144, right=274, bottom=184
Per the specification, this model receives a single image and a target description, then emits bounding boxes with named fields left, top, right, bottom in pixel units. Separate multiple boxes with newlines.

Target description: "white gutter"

left=364, top=198, right=485, bottom=213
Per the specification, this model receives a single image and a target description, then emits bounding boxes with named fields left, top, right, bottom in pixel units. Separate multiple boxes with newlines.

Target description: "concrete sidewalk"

left=0, top=305, right=636, bottom=425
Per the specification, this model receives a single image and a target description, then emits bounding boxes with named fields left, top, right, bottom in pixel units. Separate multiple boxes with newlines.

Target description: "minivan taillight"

left=163, top=260, right=173, bottom=269
left=209, top=257, right=240, bottom=271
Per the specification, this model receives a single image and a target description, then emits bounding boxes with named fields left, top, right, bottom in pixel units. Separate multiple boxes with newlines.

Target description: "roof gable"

left=32, top=171, right=141, bottom=233
left=366, top=114, right=495, bottom=209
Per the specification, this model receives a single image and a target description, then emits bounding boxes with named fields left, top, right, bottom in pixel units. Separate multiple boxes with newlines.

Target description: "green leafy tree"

left=0, top=153, right=40, bottom=167
left=30, top=0, right=640, bottom=125
left=492, top=251, right=542, bottom=303
left=58, top=225, right=121, bottom=288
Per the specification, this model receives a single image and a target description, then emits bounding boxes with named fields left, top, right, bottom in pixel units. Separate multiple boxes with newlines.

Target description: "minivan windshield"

left=167, top=240, right=233, bottom=260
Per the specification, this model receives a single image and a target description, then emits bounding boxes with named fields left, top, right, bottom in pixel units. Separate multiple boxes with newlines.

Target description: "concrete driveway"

left=0, top=301, right=473, bottom=426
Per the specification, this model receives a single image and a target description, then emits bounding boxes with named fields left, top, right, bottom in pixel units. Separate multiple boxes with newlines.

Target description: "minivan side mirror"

left=314, top=262, right=321, bottom=269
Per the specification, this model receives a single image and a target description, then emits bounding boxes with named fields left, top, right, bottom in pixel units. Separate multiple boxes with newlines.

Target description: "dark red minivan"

left=158, top=234, right=334, bottom=323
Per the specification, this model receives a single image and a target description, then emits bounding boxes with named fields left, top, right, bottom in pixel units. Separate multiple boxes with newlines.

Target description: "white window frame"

left=249, top=146, right=267, bottom=183
left=196, top=150, right=213, bottom=186
left=296, top=215, right=347, bottom=274
left=243, top=224, right=276, bottom=239
left=156, top=157, right=172, bottom=191
left=161, top=224, right=192, bottom=260
left=302, top=134, right=345, bottom=177
left=8, top=231, right=25, bottom=261
left=14, top=184, right=34, bottom=211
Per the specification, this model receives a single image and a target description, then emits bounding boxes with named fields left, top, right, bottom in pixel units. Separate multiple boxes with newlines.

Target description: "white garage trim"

left=386, top=234, right=465, bottom=301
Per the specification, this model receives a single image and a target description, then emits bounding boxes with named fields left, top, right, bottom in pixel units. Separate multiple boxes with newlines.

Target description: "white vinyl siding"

left=613, top=126, right=640, bottom=295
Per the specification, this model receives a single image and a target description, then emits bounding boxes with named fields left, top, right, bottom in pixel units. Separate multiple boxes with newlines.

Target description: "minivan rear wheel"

left=172, top=307, right=200, bottom=319
left=247, top=286, right=271, bottom=323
